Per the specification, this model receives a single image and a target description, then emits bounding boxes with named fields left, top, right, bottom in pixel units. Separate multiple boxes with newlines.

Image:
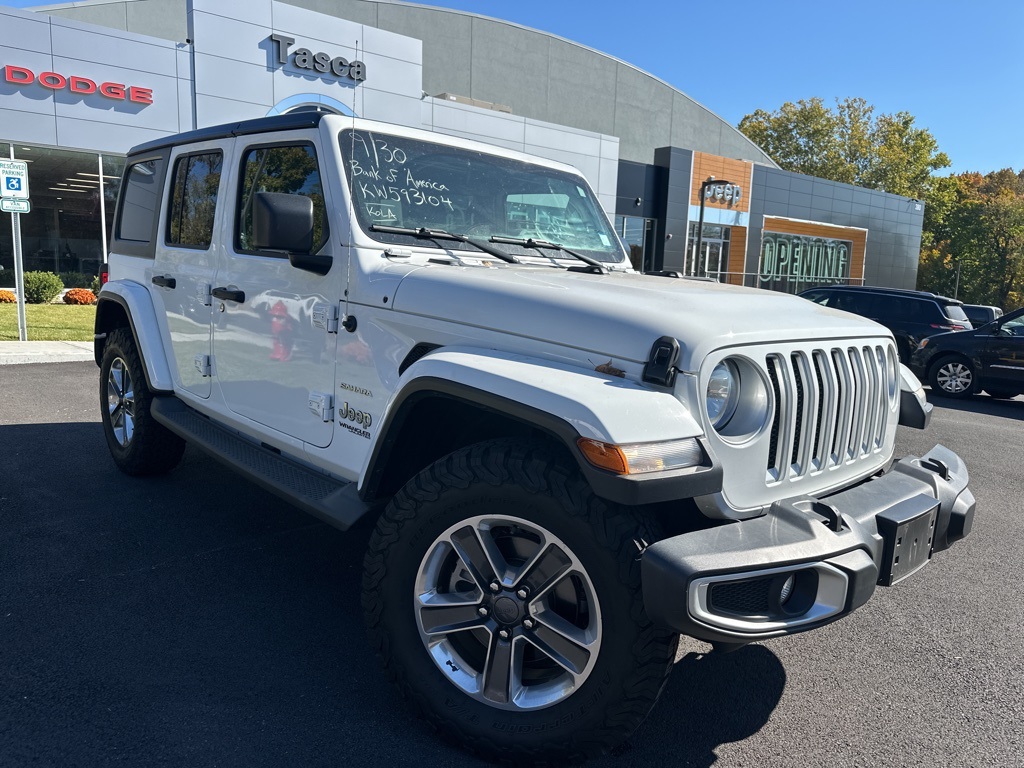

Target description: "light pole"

left=694, top=177, right=733, bottom=278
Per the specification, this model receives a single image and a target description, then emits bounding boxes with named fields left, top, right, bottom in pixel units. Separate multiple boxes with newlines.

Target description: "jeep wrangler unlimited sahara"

left=95, top=112, right=975, bottom=763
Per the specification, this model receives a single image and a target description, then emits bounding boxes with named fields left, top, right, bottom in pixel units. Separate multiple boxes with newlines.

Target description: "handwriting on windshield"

left=349, top=132, right=454, bottom=213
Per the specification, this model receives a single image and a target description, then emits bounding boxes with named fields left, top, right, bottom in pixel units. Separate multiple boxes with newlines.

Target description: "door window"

left=1000, top=314, right=1024, bottom=337
left=236, top=144, right=328, bottom=255
left=167, top=151, right=223, bottom=249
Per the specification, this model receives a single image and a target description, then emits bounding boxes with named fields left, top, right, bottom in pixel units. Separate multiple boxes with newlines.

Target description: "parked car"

left=798, top=285, right=972, bottom=362
left=961, top=303, right=1003, bottom=328
left=911, top=307, right=1024, bottom=398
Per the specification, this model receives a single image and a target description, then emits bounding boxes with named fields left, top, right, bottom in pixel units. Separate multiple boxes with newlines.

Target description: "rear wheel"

left=362, top=439, right=678, bottom=763
left=100, top=327, right=185, bottom=475
left=929, top=356, right=976, bottom=398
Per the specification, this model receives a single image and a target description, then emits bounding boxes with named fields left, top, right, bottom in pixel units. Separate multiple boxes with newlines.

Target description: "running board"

left=150, top=397, right=375, bottom=531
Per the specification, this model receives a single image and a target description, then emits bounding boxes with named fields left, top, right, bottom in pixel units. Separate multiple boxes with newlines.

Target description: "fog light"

left=778, top=574, right=796, bottom=605
left=770, top=570, right=818, bottom=617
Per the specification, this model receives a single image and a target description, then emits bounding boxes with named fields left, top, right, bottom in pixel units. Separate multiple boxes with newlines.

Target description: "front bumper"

left=642, top=444, right=975, bottom=645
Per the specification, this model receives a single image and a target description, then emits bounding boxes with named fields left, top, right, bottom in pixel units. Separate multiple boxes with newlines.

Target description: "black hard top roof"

left=126, top=112, right=326, bottom=156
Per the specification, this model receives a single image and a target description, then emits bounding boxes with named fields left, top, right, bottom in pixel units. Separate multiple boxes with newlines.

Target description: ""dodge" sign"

left=3, top=65, right=153, bottom=104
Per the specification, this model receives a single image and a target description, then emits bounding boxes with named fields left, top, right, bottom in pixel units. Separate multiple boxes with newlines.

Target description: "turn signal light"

left=577, top=437, right=702, bottom=475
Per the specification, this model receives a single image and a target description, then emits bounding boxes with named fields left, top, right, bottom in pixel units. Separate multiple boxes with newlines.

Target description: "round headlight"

left=706, top=360, right=739, bottom=429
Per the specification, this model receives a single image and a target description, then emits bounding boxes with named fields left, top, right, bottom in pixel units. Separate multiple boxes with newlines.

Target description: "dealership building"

left=0, top=0, right=924, bottom=291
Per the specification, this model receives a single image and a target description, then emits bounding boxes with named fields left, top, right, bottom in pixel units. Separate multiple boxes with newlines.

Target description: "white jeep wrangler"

left=95, top=112, right=975, bottom=763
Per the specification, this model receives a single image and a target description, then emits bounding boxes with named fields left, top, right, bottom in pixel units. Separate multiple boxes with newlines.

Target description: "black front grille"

left=709, top=577, right=773, bottom=615
left=790, top=353, right=805, bottom=466
left=766, top=357, right=782, bottom=472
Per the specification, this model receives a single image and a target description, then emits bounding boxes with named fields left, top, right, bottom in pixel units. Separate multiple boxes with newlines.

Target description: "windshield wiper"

left=489, top=236, right=606, bottom=274
left=369, top=225, right=520, bottom=264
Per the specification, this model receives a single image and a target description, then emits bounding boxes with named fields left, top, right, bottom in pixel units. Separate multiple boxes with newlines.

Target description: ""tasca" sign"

left=269, top=35, right=367, bottom=82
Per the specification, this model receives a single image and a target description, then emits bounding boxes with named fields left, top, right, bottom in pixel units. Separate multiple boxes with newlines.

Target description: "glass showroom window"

left=0, top=142, right=122, bottom=288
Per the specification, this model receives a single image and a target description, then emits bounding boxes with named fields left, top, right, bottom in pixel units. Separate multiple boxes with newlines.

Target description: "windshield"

left=339, top=129, right=626, bottom=264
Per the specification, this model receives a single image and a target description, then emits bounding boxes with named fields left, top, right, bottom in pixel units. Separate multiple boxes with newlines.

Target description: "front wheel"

left=362, top=439, right=678, bottom=764
left=929, top=356, right=976, bottom=398
left=100, top=327, right=186, bottom=475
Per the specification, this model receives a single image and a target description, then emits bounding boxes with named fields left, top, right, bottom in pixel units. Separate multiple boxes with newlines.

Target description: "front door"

left=212, top=137, right=341, bottom=448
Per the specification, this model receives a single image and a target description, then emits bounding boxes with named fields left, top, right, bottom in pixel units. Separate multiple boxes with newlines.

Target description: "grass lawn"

left=0, top=303, right=96, bottom=341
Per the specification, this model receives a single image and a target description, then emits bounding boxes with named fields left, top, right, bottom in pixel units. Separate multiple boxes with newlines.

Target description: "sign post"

left=1, top=158, right=30, bottom=342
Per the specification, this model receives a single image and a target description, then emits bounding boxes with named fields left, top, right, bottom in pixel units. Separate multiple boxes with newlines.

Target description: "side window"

left=943, top=303, right=970, bottom=323
left=874, top=296, right=908, bottom=321
left=167, top=151, right=223, bottom=249
left=802, top=290, right=827, bottom=305
left=236, top=143, right=328, bottom=254
left=839, top=292, right=871, bottom=314
left=117, top=158, right=164, bottom=242
left=1001, top=314, right=1024, bottom=337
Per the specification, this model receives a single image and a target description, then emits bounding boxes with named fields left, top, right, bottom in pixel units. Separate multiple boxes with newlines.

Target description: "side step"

left=151, top=396, right=376, bottom=531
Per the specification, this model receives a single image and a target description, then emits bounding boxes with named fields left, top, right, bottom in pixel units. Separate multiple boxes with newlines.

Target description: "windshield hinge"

left=642, top=336, right=681, bottom=387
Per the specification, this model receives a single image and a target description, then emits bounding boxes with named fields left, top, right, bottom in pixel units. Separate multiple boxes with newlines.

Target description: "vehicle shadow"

left=594, top=645, right=786, bottom=767
left=927, top=390, right=1024, bottom=421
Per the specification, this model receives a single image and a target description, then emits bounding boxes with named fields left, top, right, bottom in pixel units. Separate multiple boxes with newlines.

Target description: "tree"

left=738, top=97, right=950, bottom=200
left=917, top=170, right=1024, bottom=310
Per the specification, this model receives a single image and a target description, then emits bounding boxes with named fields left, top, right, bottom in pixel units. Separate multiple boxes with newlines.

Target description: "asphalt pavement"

left=0, top=360, right=1021, bottom=767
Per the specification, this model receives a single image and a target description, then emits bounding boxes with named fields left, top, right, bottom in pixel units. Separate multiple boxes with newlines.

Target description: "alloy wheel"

left=414, top=514, right=602, bottom=711
left=106, top=357, right=136, bottom=447
left=936, top=361, right=973, bottom=394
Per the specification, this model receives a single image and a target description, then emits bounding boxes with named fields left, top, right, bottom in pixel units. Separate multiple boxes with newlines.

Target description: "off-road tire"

left=362, top=438, right=679, bottom=764
left=928, top=355, right=977, bottom=398
left=100, top=327, right=186, bottom=476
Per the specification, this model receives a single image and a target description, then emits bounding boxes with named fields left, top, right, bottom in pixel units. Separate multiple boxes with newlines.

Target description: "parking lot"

left=1, top=361, right=1021, bottom=767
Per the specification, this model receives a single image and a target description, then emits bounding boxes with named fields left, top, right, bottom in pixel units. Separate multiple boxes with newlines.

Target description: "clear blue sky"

left=8, top=0, right=1020, bottom=175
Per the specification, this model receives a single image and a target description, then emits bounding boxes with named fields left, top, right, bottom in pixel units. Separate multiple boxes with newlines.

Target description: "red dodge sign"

left=4, top=65, right=153, bottom=104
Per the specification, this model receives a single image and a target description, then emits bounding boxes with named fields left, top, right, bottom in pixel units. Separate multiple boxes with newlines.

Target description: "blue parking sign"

left=0, top=160, right=29, bottom=199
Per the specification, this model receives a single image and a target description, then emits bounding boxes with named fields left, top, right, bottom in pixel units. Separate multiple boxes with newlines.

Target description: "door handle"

left=151, top=275, right=176, bottom=289
left=211, top=287, right=245, bottom=302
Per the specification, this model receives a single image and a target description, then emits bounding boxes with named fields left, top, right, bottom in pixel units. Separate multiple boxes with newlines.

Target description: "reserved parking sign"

left=0, top=159, right=29, bottom=200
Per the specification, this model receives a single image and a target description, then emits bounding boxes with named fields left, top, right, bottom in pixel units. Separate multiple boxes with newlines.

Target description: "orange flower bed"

left=0, top=289, right=16, bottom=303
left=63, top=288, right=97, bottom=305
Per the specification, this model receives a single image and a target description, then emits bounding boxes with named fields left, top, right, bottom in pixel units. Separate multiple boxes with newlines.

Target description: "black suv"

left=798, top=286, right=972, bottom=362
left=911, top=307, right=1024, bottom=398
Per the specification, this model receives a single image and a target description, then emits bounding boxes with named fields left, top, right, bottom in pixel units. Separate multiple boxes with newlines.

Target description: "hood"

left=390, top=266, right=893, bottom=370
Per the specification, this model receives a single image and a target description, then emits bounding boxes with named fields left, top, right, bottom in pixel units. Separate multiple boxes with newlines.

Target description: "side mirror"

left=253, top=191, right=332, bottom=275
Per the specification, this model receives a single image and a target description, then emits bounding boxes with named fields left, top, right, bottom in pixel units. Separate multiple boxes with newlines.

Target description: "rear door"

left=211, top=134, right=341, bottom=448
left=149, top=142, right=227, bottom=399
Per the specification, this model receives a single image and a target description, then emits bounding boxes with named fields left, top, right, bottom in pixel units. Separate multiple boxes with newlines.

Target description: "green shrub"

left=90, top=274, right=101, bottom=294
left=58, top=271, right=93, bottom=289
left=23, top=271, right=65, bottom=304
